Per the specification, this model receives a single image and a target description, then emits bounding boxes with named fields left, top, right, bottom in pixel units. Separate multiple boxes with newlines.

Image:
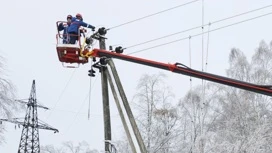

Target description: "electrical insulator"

left=85, top=37, right=93, bottom=45
left=100, top=57, right=108, bottom=65
left=115, top=46, right=124, bottom=53
left=98, top=27, right=107, bottom=35
left=88, top=69, right=96, bottom=77
left=109, top=46, right=113, bottom=51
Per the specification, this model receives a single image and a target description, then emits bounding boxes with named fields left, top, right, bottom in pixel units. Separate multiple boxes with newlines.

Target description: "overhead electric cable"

left=205, top=24, right=211, bottom=73
left=124, top=4, right=272, bottom=50
left=189, top=36, right=193, bottom=92
left=127, top=11, right=272, bottom=55
left=45, top=69, right=77, bottom=120
left=64, top=77, right=98, bottom=133
left=201, top=0, right=205, bottom=140
left=201, top=0, right=205, bottom=72
left=88, top=62, right=93, bottom=120
left=107, top=0, right=201, bottom=30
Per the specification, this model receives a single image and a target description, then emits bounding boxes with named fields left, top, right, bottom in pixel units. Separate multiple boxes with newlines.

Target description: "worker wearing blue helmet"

left=58, top=15, right=74, bottom=44
left=67, top=13, right=95, bottom=44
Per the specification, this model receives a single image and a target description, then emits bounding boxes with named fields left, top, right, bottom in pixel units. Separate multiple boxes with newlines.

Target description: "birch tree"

left=176, top=40, right=272, bottom=153
left=132, top=73, right=180, bottom=153
left=204, top=40, right=272, bottom=153
left=0, top=56, right=18, bottom=144
left=41, top=141, right=96, bottom=153
left=116, top=40, right=272, bottom=153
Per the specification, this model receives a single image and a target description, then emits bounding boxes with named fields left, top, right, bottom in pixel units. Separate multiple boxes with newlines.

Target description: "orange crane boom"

left=89, top=48, right=272, bottom=97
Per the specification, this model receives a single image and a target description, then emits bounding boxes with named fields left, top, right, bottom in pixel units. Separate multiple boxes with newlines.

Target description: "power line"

left=64, top=76, right=98, bottom=133
left=45, top=69, right=77, bottom=120
left=124, top=4, right=272, bottom=50
left=201, top=0, right=205, bottom=72
left=124, top=25, right=202, bottom=49
left=43, top=106, right=120, bottom=118
left=201, top=0, right=205, bottom=140
left=45, top=107, right=117, bottom=117
left=212, top=4, right=272, bottom=24
left=205, top=25, right=211, bottom=73
left=107, top=0, right=201, bottom=30
left=88, top=64, right=93, bottom=120
left=127, top=11, right=272, bottom=55
left=189, top=38, right=193, bottom=110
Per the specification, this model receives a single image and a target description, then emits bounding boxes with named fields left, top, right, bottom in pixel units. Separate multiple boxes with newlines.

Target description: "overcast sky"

left=1, top=0, right=272, bottom=152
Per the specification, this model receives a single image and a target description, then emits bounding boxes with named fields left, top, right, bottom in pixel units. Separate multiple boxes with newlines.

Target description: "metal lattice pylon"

left=0, top=80, right=58, bottom=153
left=18, top=80, right=40, bottom=153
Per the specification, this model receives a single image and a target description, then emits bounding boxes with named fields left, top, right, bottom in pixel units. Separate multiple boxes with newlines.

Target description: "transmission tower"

left=0, top=80, right=58, bottom=153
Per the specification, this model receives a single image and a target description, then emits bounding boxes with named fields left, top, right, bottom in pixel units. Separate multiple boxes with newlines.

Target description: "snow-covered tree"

left=197, top=40, right=272, bottom=153
left=41, top=141, right=98, bottom=153
left=131, top=73, right=180, bottom=153
left=0, top=55, right=18, bottom=144
left=117, top=40, right=272, bottom=153
left=208, top=41, right=272, bottom=153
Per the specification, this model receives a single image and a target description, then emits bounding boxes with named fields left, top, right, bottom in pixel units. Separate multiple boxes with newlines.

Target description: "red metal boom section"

left=91, top=48, right=272, bottom=97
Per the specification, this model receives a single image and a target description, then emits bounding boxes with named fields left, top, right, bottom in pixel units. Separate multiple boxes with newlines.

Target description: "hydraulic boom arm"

left=90, top=48, right=272, bottom=97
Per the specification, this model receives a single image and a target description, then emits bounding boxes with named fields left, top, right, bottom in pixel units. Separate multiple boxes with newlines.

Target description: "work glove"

left=91, top=26, right=95, bottom=32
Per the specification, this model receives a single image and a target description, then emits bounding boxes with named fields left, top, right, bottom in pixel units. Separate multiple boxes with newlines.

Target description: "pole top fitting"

left=98, top=27, right=107, bottom=35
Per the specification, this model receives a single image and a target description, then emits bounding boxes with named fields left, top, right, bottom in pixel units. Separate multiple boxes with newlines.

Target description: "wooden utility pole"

left=98, top=29, right=111, bottom=152
left=105, top=69, right=137, bottom=153
left=108, top=59, right=147, bottom=153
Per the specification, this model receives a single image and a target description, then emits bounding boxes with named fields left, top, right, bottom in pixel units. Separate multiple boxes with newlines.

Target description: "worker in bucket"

left=58, top=15, right=73, bottom=44
left=67, top=13, right=95, bottom=44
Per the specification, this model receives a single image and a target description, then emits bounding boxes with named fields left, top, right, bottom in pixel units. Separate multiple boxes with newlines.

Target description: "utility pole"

left=0, top=80, right=58, bottom=153
left=105, top=69, right=137, bottom=153
left=108, top=59, right=147, bottom=153
left=89, top=40, right=147, bottom=152
left=94, top=28, right=112, bottom=152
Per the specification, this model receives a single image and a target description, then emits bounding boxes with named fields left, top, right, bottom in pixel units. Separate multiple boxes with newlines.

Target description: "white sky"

left=1, top=0, right=272, bottom=152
